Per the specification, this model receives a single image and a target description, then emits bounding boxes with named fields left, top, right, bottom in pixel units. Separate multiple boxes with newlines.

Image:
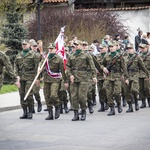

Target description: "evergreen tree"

left=1, top=0, right=28, bottom=52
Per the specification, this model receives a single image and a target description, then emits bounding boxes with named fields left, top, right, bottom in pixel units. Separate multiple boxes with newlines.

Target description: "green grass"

left=0, top=84, right=18, bottom=94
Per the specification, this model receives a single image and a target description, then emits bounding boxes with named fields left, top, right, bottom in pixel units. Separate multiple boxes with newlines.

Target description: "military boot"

left=126, top=103, right=133, bottom=113
left=147, top=98, right=150, bottom=107
left=122, top=97, right=127, bottom=107
left=72, top=110, right=79, bottom=121
left=88, top=101, right=94, bottom=114
left=37, top=101, right=42, bottom=112
left=60, top=104, right=63, bottom=114
left=98, top=102, right=105, bottom=112
left=135, top=100, right=139, bottom=111
left=140, top=98, right=146, bottom=108
left=55, top=106, right=60, bottom=119
left=45, top=109, right=53, bottom=120
left=81, top=109, right=86, bottom=121
left=32, top=106, right=35, bottom=114
left=64, top=102, right=69, bottom=113
left=27, top=107, right=33, bottom=119
left=104, top=102, right=109, bottom=110
left=92, top=97, right=97, bottom=106
left=107, top=106, right=115, bottom=116
left=117, top=104, right=123, bottom=113
left=20, top=107, right=27, bottom=119
left=44, top=108, right=48, bottom=111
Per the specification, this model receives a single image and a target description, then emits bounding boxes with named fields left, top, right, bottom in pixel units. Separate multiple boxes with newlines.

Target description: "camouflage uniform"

left=125, top=52, right=149, bottom=112
left=138, top=50, right=150, bottom=108
left=102, top=50, right=128, bottom=116
left=39, top=48, right=67, bottom=120
left=0, top=51, right=16, bottom=90
left=66, top=48, right=96, bottom=121
left=14, top=48, right=38, bottom=119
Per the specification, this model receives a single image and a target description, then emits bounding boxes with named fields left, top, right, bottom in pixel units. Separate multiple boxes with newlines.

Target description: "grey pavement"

left=0, top=90, right=150, bottom=150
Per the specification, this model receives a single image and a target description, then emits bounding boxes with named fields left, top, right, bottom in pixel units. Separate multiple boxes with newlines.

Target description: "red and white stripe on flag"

left=55, top=26, right=67, bottom=70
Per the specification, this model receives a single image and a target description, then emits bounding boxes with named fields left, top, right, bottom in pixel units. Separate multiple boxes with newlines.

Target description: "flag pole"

left=24, top=52, right=49, bottom=101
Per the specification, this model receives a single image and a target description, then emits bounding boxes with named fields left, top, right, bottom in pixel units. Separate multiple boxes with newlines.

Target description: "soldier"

left=30, top=41, right=42, bottom=113
left=96, top=44, right=109, bottom=112
left=38, top=43, right=68, bottom=120
left=138, top=44, right=150, bottom=108
left=0, top=50, right=17, bottom=90
left=14, top=40, right=38, bottom=119
left=102, top=41, right=129, bottom=116
left=125, top=43, right=149, bottom=113
left=66, top=40, right=97, bottom=121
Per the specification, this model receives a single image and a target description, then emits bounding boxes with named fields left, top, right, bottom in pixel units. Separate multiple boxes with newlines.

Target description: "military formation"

left=0, top=31, right=150, bottom=121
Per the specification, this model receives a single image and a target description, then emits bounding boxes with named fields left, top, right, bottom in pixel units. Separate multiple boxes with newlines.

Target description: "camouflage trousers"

left=19, top=81, right=34, bottom=108
left=43, top=82, right=60, bottom=109
left=33, top=83, right=41, bottom=102
left=70, top=82, right=88, bottom=110
left=97, top=80, right=107, bottom=103
left=124, top=80, right=139, bottom=104
left=103, top=80, right=121, bottom=107
left=139, top=78, right=150, bottom=99
left=87, top=80, right=96, bottom=103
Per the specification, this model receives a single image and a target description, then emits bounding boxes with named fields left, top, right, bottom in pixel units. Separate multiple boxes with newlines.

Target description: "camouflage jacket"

left=0, top=51, right=16, bottom=78
left=40, top=53, right=67, bottom=83
left=14, top=50, right=38, bottom=81
left=66, top=50, right=96, bottom=82
left=138, top=52, right=150, bottom=78
left=102, top=52, right=128, bottom=81
left=96, top=53, right=107, bottom=80
left=126, top=53, right=149, bottom=81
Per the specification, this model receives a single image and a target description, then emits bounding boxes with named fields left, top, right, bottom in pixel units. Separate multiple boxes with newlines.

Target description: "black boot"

left=140, top=98, right=146, bottom=108
left=147, top=98, right=150, bottom=107
left=20, top=107, right=27, bottom=119
left=60, top=104, right=63, bottom=114
left=27, top=107, right=33, bottom=119
left=104, top=102, right=109, bottom=110
left=45, top=109, right=53, bottom=120
left=107, top=106, right=115, bottom=116
left=92, top=97, right=96, bottom=106
left=72, top=110, right=79, bottom=121
left=135, top=100, right=139, bottom=111
left=32, top=106, right=35, bottom=114
left=64, top=103, right=69, bottom=113
left=44, top=108, right=48, bottom=111
left=81, top=109, right=86, bottom=121
left=98, top=102, right=105, bottom=112
left=126, top=103, right=133, bottom=113
left=117, top=104, right=123, bottom=113
left=37, top=101, right=42, bottom=112
left=88, top=101, right=94, bottom=114
left=55, top=106, right=60, bottom=119
left=122, top=97, right=127, bottom=107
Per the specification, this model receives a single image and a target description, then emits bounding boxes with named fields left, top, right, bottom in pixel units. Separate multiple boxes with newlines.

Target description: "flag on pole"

left=55, top=26, right=67, bottom=70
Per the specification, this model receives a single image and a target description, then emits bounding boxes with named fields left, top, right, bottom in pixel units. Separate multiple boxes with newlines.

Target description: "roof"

left=43, top=0, right=68, bottom=3
left=75, top=6, right=150, bottom=11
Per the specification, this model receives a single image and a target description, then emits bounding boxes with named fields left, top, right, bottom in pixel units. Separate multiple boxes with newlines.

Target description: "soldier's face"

left=127, top=48, right=134, bottom=54
left=22, top=43, right=30, bottom=50
left=31, top=45, right=37, bottom=51
left=142, top=47, right=148, bottom=53
left=49, top=48, right=56, bottom=53
left=109, top=46, right=116, bottom=52
left=75, top=44, right=82, bottom=50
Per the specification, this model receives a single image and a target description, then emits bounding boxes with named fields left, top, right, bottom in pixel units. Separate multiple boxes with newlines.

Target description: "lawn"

left=0, top=84, right=18, bottom=94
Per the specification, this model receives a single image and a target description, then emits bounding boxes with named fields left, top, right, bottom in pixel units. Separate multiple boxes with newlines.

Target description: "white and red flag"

left=55, top=26, right=67, bottom=70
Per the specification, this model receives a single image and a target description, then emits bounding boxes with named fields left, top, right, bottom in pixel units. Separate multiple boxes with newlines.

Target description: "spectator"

left=141, top=32, right=149, bottom=45
left=135, top=30, right=143, bottom=52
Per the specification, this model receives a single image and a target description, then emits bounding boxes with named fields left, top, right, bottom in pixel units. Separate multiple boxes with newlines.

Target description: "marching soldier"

left=0, top=50, right=17, bottom=90
left=30, top=41, right=42, bottom=113
left=102, top=41, right=129, bottom=116
left=38, top=43, right=68, bottom=120
left=138, top=44, right=150, bottom=108
left=66, top=40, right=97, bottom=121
left=14, top=40, right=38, bottom=119
left=96, top=44, right=109, bottom=112
left=125, top=43, right=149, bottom=113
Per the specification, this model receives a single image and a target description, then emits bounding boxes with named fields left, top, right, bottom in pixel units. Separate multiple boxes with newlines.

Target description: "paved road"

left=0, top=92, right=150, bottom=150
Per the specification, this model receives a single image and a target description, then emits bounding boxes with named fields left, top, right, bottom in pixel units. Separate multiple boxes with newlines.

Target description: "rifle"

left=24, top=52, right=50, bottom=101
left=107, top=53, right=123, bottom=72
left=127, top=53, right=138, bottom=71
